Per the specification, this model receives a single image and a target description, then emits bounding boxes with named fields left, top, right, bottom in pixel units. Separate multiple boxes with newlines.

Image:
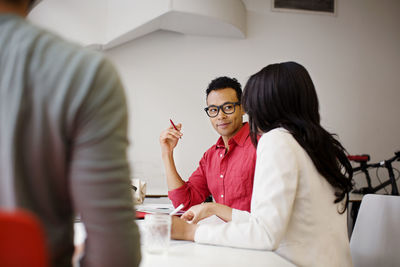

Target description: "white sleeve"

left=195, top=131, right=299, bottom=250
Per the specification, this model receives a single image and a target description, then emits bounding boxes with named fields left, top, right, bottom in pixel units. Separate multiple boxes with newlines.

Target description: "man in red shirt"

left=159, top=77, right=257, bottom=212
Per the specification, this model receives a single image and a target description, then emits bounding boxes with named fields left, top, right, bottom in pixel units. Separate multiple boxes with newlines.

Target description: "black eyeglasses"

left=204, top=102, right=241, bottom=118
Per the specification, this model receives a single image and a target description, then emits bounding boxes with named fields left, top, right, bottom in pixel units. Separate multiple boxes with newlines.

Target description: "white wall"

left=105, top=0, right=400, bottom=194
left=28, top=0, right=107, bottom=45
left=28, top=0, right=400, bottom=194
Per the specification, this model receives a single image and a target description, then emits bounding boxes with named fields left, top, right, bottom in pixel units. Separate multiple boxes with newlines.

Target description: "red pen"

left=170, top=119, right=178, bottom=131
left=170, top=119, right=182, bottom=138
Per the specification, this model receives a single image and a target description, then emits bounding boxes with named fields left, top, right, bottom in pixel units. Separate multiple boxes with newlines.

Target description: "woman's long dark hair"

left=242, top=62, right=353, bottom=212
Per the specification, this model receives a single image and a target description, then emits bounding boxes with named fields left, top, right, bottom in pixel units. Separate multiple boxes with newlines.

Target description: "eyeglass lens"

left=206, top=103, right=237, bottom=117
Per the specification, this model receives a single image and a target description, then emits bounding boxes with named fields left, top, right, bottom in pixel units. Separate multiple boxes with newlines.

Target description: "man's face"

left=206, top=88, right=244, bottom=140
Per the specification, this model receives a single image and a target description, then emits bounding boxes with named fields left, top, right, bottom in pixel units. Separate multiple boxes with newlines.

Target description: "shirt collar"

left=215, top=122, right=250, bottom=149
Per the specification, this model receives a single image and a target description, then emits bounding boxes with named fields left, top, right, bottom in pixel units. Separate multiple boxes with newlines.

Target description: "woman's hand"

left=181, top=203, right=212, bottom=224
left=181, top=203, right=233, bottom=224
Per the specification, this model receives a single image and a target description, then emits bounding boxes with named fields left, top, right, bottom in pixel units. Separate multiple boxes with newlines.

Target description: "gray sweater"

left=0, top=14, right=140, bottom=267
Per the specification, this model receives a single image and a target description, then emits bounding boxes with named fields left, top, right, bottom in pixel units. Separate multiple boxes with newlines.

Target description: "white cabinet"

left=29, top=0, right=247, bottom=50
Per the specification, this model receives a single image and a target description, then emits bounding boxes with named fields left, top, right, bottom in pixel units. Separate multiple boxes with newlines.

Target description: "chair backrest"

left=350, top=194, right=400, bottom=267
left=0, top=209, right=49, bottom=267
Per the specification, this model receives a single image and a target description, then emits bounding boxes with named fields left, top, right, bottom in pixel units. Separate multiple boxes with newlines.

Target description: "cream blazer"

left=195, top=128, right=352, bottom=267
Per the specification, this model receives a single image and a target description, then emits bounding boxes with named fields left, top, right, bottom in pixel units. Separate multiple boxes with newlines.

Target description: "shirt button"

left=221, top=194, right=224, bottom=198
left=220, top=154, right=223, bottom=157
left=220, top=174, right=223, bottom=178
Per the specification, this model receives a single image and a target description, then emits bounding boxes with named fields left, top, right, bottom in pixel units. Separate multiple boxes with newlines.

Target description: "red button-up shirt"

left=168, top=123, right=257, bottom=212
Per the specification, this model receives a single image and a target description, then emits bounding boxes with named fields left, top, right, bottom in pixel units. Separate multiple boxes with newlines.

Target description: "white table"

left=75, top=196, right=295, bottom=267
left=140, top=241, right=295, bottom=267
left=75, top=221, right=294, bottom=267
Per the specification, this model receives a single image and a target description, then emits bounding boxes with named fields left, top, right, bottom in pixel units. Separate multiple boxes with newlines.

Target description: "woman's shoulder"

left=259, top=128, right=302, bottom=154
left=259, top=127, right=292, bottom=143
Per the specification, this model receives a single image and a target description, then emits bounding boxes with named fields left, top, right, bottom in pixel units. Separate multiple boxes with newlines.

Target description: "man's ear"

left=240, top=105, right=245, bottom=116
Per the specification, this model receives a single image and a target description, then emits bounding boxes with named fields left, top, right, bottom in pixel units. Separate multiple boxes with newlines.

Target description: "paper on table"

left=136, top=203, right=184, bottom=215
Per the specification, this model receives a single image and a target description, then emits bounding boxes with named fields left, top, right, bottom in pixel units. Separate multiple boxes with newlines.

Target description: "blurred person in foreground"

left=0, top=0, right=140, bottom=266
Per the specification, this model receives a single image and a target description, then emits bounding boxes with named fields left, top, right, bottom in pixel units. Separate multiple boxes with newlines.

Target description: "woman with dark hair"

left=171, top=62, right=353, bottom=267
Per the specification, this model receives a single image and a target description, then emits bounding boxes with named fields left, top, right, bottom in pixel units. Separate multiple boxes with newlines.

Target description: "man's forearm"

left=162, top=152, right=185, bottom=191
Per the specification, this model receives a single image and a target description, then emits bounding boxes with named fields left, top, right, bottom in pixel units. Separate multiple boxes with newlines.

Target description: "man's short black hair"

left=206, top=76, right=242, bottom=102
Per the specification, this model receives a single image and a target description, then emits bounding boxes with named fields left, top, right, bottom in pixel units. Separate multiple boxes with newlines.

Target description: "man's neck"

left=0, top=3, right=28, bottom=17
left=222, top=137, right=230, bottom=151
left=221, top=124, right=244, bottom=150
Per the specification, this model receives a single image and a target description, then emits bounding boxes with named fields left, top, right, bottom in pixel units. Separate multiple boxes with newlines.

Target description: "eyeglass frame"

left=204, top=101, right=241, bottom=118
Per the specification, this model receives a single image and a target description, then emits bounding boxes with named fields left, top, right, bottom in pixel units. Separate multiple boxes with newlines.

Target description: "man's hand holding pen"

left=159, top=119, right=183, bottom=155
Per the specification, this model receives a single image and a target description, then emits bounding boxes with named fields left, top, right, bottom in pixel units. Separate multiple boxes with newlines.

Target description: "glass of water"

left=143, top=213, right=171, bottom=254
